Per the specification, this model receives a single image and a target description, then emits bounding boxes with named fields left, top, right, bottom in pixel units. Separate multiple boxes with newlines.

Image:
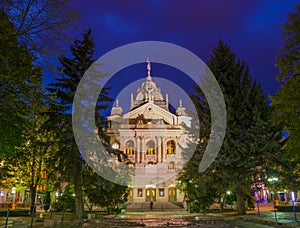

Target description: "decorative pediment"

left=123, top=102, right=177, bottom=125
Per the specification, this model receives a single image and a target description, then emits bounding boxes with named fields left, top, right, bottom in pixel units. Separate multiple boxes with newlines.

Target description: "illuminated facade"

left=106, top=61, right=191, bottom=203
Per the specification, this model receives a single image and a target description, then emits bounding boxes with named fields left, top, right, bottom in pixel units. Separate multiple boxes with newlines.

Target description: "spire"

left=130, top=93, right=134, bottom=107
left=166, top=94, right=169, bottom=110
left=146, top=58, right=151, bottom=81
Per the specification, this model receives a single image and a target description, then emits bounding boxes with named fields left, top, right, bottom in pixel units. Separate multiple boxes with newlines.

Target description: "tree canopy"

left=0, top=9, right=42, bottom=164
left=270, top=4, right=300, bottom=188
left=0, top=0, right=79, bottom=57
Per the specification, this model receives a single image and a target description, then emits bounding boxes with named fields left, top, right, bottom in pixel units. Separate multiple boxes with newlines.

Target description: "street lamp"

left=255, top=183, right=262, bottom=216
left=290, top=178, right=298, bottom=223
left=267, top=177, right=278, bottom=222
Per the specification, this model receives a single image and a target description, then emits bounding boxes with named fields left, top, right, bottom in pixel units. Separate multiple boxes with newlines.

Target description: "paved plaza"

left=1, top=204, right=300, bottom=227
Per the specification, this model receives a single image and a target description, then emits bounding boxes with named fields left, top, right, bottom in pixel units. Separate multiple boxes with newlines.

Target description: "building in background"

left=106, top=60, right=191, bottom=203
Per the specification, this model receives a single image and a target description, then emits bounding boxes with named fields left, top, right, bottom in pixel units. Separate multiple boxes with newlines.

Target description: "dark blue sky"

left=46, top=0, right=298, bottom=101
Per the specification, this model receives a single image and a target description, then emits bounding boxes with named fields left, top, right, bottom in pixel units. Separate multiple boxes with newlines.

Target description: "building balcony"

left=145, top=155, right=156, bottom=162
left=166, top=154, right=176, bottom=159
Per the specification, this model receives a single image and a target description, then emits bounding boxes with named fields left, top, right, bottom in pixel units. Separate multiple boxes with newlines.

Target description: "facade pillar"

left=141, top=137, right=145, bottom=163
left=157, top=137, right=162, bottom=163
left=119, top=136, right=124, bottom=152
left=136, top=137, right=140, bottom=163
left=162, top=138, right=166, bottom=162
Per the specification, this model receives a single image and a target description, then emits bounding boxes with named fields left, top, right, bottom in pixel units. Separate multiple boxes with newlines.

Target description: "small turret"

left=176, top=100, right=191, bottom=127
left=108, top=100, right=123, bottom=128
left=176, top=100, right=188, bottom=116
left=110, top=99, right=123, bottom=116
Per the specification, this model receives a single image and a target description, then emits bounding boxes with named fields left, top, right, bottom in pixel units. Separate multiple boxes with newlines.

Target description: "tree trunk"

left=30, top=187, right=36, bottom=214
left=74, top=167, right=84, bottom=218
left=235, top=180, right=246, bottom=215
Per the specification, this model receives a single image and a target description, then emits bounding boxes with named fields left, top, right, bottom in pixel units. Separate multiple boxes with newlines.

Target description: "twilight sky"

left=48, top=0, right=298, bottom=103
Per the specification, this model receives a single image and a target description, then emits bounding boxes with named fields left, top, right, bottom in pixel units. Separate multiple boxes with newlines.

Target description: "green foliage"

left=47, top=29, right=96, bottom=218
left=82, top=166, right=128, bottom=213
left=52, top=186, right=75, bottom=212
left=47, top=29, right=118, bottom=218
left=0, top=11, right=51, bottom=212
left=271, top=4, right=300, bottom=189
left=180, top=40, right=281, bottom=216
left=223, top=192, right=236, bottom=206
left=276, top=205, right=300, bottom=212
left=0, top=9, right=42, bottom=160
left=0, top=209, right=30, bottom=217
left=43, top=191, right=51, bottom=212
left=276, top=5, right=300, bottom=81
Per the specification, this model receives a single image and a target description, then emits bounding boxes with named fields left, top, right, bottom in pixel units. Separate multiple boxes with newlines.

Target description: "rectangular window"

left=159, top=188, right=164, bottom=197
left=137, top=189, right=143, bottom=197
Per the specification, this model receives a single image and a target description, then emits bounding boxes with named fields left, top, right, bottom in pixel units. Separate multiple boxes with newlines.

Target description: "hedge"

left=275, top=205, right=300, bottom=212
left=0, top=209, right=30, bottom=217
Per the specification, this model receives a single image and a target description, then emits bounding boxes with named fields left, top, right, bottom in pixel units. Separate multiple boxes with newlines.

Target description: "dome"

left=130, top=60, right=168, bottom=111
left=135, top=80, right=164, bottom=101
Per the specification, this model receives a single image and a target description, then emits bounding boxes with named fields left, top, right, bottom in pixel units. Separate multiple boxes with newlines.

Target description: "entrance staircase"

left=126, top=202, right=182, bottom=211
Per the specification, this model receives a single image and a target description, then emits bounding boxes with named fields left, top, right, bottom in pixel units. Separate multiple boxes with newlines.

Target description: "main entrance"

left=168, top=188, right=177, bottom=202
left=146, top=188, right=156, bottom=202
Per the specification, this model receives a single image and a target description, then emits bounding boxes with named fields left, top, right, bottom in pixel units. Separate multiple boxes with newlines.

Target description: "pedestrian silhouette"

left=150, top=201, right=153, bottom=210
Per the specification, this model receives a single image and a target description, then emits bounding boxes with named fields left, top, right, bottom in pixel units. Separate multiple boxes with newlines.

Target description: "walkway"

left=1, top=205, right=299, bottom=227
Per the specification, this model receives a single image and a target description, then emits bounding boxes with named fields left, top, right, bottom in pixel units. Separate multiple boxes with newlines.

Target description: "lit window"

left=168, top=162, right=175, bottom=169
left=166, top=140, right=176, bottom=154
left=137, top=189, right=143, bottom=197
left=159, top=188, right=165, bottom=197
left=146, top=141, right=155, bottom=155
left=125, top=140, right=134, bottom=155
left=112, top=143, right=119, bottom=149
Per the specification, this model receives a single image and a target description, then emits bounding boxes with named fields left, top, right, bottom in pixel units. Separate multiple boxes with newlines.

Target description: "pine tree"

left=48, top=29, right=89, bottom=218
left=270, top=5, right=300, bottom=193
left=180, top=41, right=281, bottom=215
left=47, top=29, right=112, bottom=218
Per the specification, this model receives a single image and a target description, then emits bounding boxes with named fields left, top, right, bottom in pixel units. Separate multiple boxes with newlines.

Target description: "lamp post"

left=268, top=177, right=278, bottom=222
left=290, top=178, right=298, bottom=223
left=255, top=184, right=262, bottom=216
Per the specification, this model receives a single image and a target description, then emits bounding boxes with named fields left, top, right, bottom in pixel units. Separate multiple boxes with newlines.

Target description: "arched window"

left=146, top=140, right=155, bottom=155
left=168, top=162, right=175, bottom=170
left=148, top=161, right=155, bottom=165
left=125, top=140, right=134, bottom=155
left=166, top=140, right=176, bottom=154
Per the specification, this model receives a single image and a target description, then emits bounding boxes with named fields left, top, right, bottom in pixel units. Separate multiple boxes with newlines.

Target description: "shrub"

left=276, top=205, right=300, bottom=212
left=43, top=191, right=51, bottom=212
left=52, top=192, right=75, bottom=212
left=0, top=209, right=30, bottom=217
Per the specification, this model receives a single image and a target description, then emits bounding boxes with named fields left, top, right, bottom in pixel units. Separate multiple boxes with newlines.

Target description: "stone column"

left=136, top=137, right=140, bottom=163
left=141, top=137, right=145, bottom=163
left=157, top=137, right=162, bottom=163
left=119, top=136, right=124, bottom=152
left=163, top=138, right=167, bottom=161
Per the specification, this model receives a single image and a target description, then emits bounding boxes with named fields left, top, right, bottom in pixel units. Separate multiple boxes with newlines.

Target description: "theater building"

left=106, top=61, right=191, bottom=203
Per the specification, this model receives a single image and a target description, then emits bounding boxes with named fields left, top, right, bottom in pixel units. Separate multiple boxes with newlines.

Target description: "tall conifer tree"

left=48, top=29, right=112, bottom=218
left=180, top=41, right=281, bottom=215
